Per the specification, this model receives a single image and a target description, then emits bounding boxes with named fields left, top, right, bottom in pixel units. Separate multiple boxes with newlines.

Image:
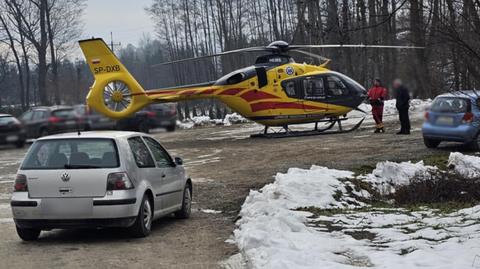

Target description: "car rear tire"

left=39, top=128, right=49, bottom=137
left=129, top=195, right=152, bottom=238
left=138, top=121, right=150, bottom=134
left=16, top=226, right=40, bottom=241
left=423, top=137, right=440, bottom=148
left=466, top=136, right=480, bottom=151
left=15, top=140, right=25, bottom=148
left=166, top=124, right=176, bottom=132
left=174, top=185, right=192, bottom=219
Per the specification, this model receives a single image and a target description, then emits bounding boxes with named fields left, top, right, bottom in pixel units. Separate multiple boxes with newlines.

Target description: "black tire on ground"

left=166, top=124, right=176, bottom=132
left=84, top=124, right=91, bottom=131
left=423, top=137, right=441, bottom=148
left=16, top=226, right=41, bottom=241
left=129, top=194, right=152, bottom=238
left=138, top=122, right=150, bottom=134
left=15, top=140, right=25, bottom=148
left=39, top=128, right=49, bottom=137
left=174, top=184, right=192, bottom=219
left=466, top=136, right=480, bottom=151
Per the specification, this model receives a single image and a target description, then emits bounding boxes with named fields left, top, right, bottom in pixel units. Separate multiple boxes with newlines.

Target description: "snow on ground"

left=364, top=160, right=437, bottom=195
left=177, top=113, right=249, bottom=129
left=230, top=152, right=480, bottom=269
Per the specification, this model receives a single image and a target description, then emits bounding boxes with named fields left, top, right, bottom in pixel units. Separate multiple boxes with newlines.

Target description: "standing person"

left=367, top=78, right=388, bottom=133
left=393, top=79, right=411, bottom=134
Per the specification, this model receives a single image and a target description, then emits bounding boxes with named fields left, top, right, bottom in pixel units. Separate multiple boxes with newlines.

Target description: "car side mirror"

left=174, top=157, right=183, bottom=166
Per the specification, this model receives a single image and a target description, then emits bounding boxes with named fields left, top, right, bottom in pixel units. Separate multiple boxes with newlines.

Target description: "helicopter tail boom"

left=79, top=38, right=151, bottom=119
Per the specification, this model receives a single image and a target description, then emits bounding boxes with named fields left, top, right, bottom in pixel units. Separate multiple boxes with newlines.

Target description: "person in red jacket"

left=367, top=78, right=388, bottom=133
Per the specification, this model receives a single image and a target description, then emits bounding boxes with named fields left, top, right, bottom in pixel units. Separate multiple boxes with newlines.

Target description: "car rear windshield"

left=52, top=109, right=76, bottom=118
left=21, top=138, right=119, bottom=170
left=431, top=97, right=470, bottom=113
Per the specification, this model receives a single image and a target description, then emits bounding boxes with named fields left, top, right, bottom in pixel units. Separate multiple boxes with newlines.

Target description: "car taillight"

left=48, top=116, right=61, bottom=123
left=14, top=174, right=28, bottom=192
left=107, top=172, right=134, bottom=190
left=146, top=111, right=156, bottom=117
left=424, top=111, right=429, bottom=120
left=463, top=112, right=474, bottom=123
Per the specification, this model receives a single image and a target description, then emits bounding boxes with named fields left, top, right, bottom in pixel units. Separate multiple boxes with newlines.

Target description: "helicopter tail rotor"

left=79, top=38, right=151, bottom=119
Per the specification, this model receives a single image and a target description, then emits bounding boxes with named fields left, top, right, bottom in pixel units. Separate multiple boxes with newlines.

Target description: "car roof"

left=31, top=105, right=73, bottom=111
left=437, top=91, right=480, bottom=100
left=36, top=131, right=146, bottom=141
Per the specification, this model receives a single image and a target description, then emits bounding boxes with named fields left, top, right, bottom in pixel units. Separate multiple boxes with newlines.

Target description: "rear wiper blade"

left=64, top=164, right=102, bottom=169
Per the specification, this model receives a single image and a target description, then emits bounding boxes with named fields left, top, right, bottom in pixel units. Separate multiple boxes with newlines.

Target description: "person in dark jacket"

left=393, top=79, right=411, bottom=134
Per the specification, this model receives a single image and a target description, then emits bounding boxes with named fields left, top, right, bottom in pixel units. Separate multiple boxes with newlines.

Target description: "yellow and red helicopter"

left=79, top=38, right=421, bottom=137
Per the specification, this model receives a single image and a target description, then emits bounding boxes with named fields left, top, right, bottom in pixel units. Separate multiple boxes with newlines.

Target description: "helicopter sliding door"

left=302, top=76, right=327, bottom=112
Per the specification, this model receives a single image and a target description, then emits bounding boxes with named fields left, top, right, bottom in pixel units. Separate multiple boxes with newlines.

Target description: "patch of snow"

left=201, top=209, right=222, bottom=214
left=231, top=154, right=480, bottom=269
left=177, top=113, right=250, bottom=129
left=364, top=160, right=436, bottom=195
left=223, top=113, right=249, bottom=126
left=448, top=152, right=480, bottom=178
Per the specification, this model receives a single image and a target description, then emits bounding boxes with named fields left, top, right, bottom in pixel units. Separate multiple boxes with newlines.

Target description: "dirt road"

left=0, top=119, right=461, bottom=268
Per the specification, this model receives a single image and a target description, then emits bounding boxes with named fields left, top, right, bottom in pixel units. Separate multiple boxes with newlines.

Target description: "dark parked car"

left=74, top=104, right=117, bottom=131
left=0, top=114, right=26, bottom=148
left=20, top=106, right=85, bottom=138
left=116, top=103, right=177, bottom=133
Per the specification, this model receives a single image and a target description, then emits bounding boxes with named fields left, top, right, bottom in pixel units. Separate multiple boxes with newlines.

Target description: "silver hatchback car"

left=10, top=131, right=192, bottom=240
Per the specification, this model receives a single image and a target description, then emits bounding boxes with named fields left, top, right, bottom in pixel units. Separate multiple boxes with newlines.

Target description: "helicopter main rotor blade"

left=152, top=46, right=268, bottom=67
left=291, top=49, right=331, bottom=63
left=290, top=44, right=424, bottom=49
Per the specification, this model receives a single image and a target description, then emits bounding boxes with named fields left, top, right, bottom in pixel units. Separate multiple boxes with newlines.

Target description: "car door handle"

left=161, top=174, right=166, bottom=178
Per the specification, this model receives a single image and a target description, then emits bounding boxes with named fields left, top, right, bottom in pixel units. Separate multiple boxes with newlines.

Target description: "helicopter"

left=78, top=38, right=422, bottom=138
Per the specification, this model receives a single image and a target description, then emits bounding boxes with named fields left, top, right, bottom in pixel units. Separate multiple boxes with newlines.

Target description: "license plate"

left=436, top=116, right=454, bottom=125
left=6, top=135, right=18, bottom=142
left=41, top=198, right=92, bottom=218
left=66, top=120, right=76, bottom=125
left=100, top=118, right=110, bottom=122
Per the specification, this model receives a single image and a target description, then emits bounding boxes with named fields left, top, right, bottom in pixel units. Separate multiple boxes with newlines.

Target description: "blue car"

left=422, top=91, right=480, bottom=149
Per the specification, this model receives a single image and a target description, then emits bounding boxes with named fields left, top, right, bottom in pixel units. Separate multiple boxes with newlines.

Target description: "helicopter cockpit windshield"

left=255, top=55, right=294, bottom=65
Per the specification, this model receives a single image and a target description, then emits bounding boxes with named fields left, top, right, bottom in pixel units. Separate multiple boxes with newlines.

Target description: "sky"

left=82, top=0, right=156, bottom=47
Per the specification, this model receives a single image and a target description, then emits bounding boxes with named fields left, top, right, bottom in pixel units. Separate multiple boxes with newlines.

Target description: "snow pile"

left=364, top=160, right=436, bottom=195
left=223, top=113, right=249, bottom=126
left=448, top=152, right=480, bottom=178
left=231, top=153, right=480, bottom=269
left=177, top=113, right=250, bottom=129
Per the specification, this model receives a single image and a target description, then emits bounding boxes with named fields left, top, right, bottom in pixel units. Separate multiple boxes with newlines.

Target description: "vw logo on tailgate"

left=61, top=172, right=71, bottom=182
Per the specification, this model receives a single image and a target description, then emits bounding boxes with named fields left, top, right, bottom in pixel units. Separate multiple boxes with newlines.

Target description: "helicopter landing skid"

left=250, top=117, right=365, bottom=138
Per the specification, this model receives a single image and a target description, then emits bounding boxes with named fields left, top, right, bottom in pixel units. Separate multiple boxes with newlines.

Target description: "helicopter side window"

left=284, top=81, right=296, bottom=96
left=326, top=76, right=348, bottom=96
left=303, top=78, right=325, bottom=99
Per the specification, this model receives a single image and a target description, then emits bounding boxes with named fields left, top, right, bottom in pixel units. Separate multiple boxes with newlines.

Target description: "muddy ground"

left=0, top=119, right=468, bottom=268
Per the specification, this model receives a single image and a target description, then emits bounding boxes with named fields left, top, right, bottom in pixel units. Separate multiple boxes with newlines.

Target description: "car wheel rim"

left=143, top=199, right=152, bottom=230
left=103, top=80, right=132, bottom=112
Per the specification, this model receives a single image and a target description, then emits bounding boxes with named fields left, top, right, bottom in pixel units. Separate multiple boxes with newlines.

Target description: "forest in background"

left=0, top=0, right=479, bottom=119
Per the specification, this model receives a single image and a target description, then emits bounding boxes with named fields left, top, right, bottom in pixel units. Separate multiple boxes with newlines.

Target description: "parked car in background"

left=422, top=91, right=480, bottom=149
left=20, top=106, right=85, bottom=138
left=11, top=131, right=192, bottom=240
left=74, top=104, right=116, bottom=131
left=116, top=103, right=177, bottom=133
left=0, top=114, right=26, bottom=148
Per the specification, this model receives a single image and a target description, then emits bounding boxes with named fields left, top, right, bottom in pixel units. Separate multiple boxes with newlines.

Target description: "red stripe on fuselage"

left=240, top=90, right=279, bottom=102
left=219, top=88, right=244, bottom=96
left=250, top=102, right=328, bottom=112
